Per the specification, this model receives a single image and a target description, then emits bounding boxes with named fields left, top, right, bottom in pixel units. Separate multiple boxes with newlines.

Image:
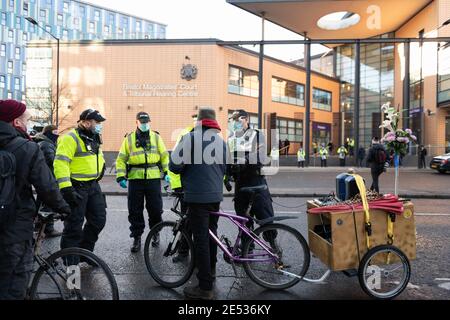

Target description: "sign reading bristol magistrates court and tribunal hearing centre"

left=122, top=83, right=199, bottom=97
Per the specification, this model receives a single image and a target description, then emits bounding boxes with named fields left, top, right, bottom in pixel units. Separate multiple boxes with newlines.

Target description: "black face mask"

left=44, top=131, right=59, bottom=144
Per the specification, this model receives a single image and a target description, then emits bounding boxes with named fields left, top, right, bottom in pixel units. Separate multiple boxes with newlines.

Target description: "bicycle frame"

left=208, top=210, right=279, bottom=264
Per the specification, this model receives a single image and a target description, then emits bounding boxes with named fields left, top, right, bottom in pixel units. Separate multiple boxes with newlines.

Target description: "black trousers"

left=128, top=179, right=163, bottom=238
left=297, top=161, right=304, bottom=168
left=420, top=157, right=427, bottom=169
left=340, top=159, right=346, bottom=167
left=234, top=182, right=276, bottom=245
left=321, top=159, right=327, bottom=167
left=61, top=180, right=106, bottom=252
left=370, top=168, right=384, bottom=193
left=0, top=240, right=33, bottom=300
left=187, top=202, right=220, bottom=291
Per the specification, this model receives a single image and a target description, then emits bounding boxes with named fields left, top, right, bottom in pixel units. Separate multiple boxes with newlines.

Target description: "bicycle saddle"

left=239, top=185, right=267, bottom=193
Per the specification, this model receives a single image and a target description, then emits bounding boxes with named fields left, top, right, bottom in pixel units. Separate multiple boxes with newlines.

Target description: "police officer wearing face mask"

left=54, top=108, right=107, bottom=253
left=115, top=112, right=169, bottom=253
left=227, top=109, right=276, bottom=247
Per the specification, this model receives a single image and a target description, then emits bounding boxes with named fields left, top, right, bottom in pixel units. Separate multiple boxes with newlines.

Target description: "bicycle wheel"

left=358, top=245, right=411, bottom=300
left=29, top=248, right=119, bottom=300
left=243, top=223, right=310, bottom=290
left=144, top=221, right=195, bottom=288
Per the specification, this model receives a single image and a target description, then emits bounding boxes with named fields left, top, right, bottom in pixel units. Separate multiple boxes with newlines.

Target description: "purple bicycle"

left=144, top=185, right=310, bottom=290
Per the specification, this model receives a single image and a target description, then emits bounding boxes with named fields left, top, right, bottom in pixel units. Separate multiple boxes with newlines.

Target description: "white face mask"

left=139, top=123, right=150, bottom=132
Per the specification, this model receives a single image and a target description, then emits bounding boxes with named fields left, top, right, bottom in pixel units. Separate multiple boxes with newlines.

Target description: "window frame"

left=312, top=87, right=333, bottom=112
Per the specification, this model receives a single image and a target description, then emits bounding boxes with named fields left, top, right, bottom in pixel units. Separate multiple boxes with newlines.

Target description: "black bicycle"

left=28, top=210, right=119, bottom=300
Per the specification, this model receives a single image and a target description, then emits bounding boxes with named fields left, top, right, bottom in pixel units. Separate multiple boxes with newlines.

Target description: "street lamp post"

left=25, top=17, right=60, bottom=126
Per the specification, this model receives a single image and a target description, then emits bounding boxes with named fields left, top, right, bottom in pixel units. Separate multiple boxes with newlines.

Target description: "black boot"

left=131, top=236, right=141, bottom=253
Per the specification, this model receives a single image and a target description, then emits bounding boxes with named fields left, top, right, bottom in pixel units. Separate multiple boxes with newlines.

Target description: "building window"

left=94, top=10, right=100, bottom=21
left=277, top=118, right=303, bottom=142
left=22, top=63, right=26, bottom=73
left=23, top=32, right=28, bottom=42
left=104, top=25, right=110, bottom=33
left=136, top=21, right=141, bottom=32
left=79, top=6, right=85, bottom=16
left=7, top=61, right=13, bottom=74
left=438, top=42, right=450, bottom=104
left=109, top=13, right=114, bottom=22
left=89, top=22, right=95, bottom=33
left=122, top=17, right=128, bottom=26
left=46, top=0, right=52, bottom=5
left=14, top=77, right=20, bottom=89
left=15, top=47, right=20, bottom=60
left=8, top=30, right=14, bottom=42
left=0, top=75, right=5, bottom=89
left=40, top=10, right=46, bottom=19
left=9, top=0, right=14, bottom=8
left=62, top=29, right=68, bottom=39
left=1, top=12, right=6, bottom=26
left=228, top=65, right=259, bottom=98
left=73, top=17, right=79, bottom=28
left=16, top=16, right=21, bottom=27
left=63, top=1, right=69, bottom=13
left=1, top=44, right=6, bottom=57
left=312, top=88, right=332, bottom=111
left=23, top=2, right=29, bottom=16
left=7, top=92, right=12, bottom=99
left=118, top=28, right=123, bottom=36
left=45, top=25, right=52, bottom=33
left=57, top=14, right=63, bottom=25
left=272, top=77, right=305, bottom=106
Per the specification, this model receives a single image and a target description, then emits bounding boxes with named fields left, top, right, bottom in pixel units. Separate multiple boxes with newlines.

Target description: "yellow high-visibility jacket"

left=116, top=130, right=169, bottom=180
left=167, top=126, right=193, bottom=189
left=54, top=129, right=105, bottom=189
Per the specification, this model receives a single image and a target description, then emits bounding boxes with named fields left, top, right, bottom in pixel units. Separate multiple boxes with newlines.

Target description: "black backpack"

left=375, top=148, right=387, bottom=165
left=0, top=137, right=26, bottom=229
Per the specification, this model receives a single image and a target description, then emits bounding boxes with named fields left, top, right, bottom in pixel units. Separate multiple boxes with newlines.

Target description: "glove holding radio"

left=117, top=177, right=128, bottom=189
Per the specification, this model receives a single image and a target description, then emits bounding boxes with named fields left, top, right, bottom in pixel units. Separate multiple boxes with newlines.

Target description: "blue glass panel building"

left=0, top=0, right=166, bottom=101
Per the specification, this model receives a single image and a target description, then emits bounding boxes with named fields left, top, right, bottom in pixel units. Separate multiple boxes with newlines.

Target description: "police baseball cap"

left=136, top=111, right=150, bottom=123
left=78, top=109, right=106, bottom=122
left=231, top=109, right=248, bottom=120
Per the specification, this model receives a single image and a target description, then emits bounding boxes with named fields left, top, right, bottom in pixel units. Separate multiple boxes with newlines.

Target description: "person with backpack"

left=0, top=100, right=71, bottom=300
left=366, top=137, right=387, bottom=193
left=33, top=124, right=61, bottom=237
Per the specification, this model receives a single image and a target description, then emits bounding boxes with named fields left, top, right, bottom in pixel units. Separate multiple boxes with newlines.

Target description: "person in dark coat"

left=366, top=137, right=387, bottom=193
left=0, top=100, right=71, bottom=300
left=169, top=107, right=227, bottom=300
left=33, top=125, right=61, bottom=237
left=419, top=145, right=427, bottom=169
left=357, top=146, right=366, bottom=167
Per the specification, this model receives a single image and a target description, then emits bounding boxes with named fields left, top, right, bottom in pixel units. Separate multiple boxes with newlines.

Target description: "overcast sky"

left=85, top=0, right=328, bottom=61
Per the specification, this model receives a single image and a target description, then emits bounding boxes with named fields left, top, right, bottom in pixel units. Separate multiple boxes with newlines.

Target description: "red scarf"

left=200, top=119, right=221, bottom=131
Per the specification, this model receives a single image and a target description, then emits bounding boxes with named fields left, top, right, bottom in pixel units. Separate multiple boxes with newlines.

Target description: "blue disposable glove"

left=164, top=174, right=171, bottom=183
left=119, top=179, right=127, bottom=189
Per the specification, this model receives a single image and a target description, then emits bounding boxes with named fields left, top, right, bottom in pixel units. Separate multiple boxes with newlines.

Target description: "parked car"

left=429, top=153, right=450, bottom=174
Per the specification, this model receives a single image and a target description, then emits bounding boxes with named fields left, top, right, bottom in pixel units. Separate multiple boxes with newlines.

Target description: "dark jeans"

left=0, top=240, right=33, bottom=300
left=358, top=158, right=364, bottom=167
left=370, top=167, right=384, bottom=193
left=187, top=202, right=220, bottom=291
left=128, top=179, right=163, bottom=238
left=297, top=161, right=304, bottom=168
left=321, top=159, right=327, bottom=167
left=61, top=180, right=106, bottom=252
left=340, top=158, right=346, bottom=167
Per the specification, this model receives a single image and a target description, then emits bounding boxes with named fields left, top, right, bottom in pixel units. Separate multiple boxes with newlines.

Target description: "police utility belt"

left=127, top=163, right=160, bottom=169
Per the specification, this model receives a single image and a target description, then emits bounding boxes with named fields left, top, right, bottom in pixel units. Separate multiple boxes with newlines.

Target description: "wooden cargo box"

left=307, top=201, right=416, bottom=271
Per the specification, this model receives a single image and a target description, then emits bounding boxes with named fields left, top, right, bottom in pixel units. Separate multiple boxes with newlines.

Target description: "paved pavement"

left=42, top=196, right=450, bottom=300
left=100, top=167, right=450, bottom=198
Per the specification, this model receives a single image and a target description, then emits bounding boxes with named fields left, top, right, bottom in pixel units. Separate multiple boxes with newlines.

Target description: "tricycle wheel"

left=358, top=245, right=411, bottom=300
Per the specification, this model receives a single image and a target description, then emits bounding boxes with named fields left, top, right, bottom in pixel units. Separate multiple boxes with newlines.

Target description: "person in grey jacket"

left=169, top=107, right=227, bottom=300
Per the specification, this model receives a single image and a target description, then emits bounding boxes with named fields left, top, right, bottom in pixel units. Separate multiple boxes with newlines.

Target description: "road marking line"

left=435, top=278, right=450, bottom=281
left=438, top=283, right=450, bottom=291
left=108, top=209, right=450, bottom=216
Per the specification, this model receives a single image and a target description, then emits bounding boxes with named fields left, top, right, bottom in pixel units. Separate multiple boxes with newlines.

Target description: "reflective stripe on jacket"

left=116, top=130, right=169, bottom=180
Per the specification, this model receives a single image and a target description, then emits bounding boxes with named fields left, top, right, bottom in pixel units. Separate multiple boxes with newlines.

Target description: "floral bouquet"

left=379, top=102, right=417, bottom=195
left=380, top=103, right=417, bottom=156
